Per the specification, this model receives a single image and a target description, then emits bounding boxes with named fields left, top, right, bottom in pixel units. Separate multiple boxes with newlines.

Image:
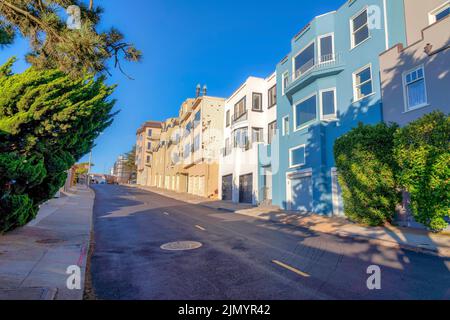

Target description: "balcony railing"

left=293, top=52, right=343, bottom=82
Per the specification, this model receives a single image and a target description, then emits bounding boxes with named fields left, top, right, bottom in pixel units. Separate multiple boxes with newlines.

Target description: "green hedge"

left=334, top=112, right=450, bottom=232
left=334, top=123, right=401, bottom=226
left=394, top=112, right=450, bottom=232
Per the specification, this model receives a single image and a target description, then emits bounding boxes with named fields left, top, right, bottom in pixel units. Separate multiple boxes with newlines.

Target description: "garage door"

left=198, top=176, right=205, bottom=197
left=288, top=174, right=313, bottom=212
left=239, top=174, right=253, bottom=204
left=188, top=177, right=194, bottom=194
left=222, top=175, right=233, bottom=201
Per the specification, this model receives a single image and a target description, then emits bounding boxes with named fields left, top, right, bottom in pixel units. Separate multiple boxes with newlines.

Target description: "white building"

left=219, top=73, right=277, bottom=205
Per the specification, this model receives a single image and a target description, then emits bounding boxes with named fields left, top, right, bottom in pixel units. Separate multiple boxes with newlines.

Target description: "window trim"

left=252, top=92, right=263, bottom=112
left=234, top=96, right=247, bottom=119
left=350, top=6, right=370, bottom=49
left=428, top=1, right=450, bottom=24
left=319, top=87, right=338, bottom=120
left=293, top=92, right=318, bottom=132
left=282, top=116, right=290, bottom=136
left=292, top=39, right=316, bottom=80
left=352, top=63, right=374, bottom=102
left=226, top=110, right=231, bottom=127
left=289, top=144, right=306, bottom=169
left=282, top=71, right=289, bottom=96
left=402, top=65, right=429, bottom=112
left=268, top=120, right=277, bottom=144
left=251, top=127, right=264, bottom=144
left=318, top=33, right=335, bottom=64
left=268, top=85, right=277, bottom=108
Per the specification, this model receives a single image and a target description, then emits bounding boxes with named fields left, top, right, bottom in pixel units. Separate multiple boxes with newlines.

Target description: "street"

left=90, top=185, right=450, bottom=300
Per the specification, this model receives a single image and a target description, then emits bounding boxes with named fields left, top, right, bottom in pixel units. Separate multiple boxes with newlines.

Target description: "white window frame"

left=318, top=33, right=335, bottom=64
left=282, top=116, right=290, bottom=136
left=289, top=144, right=306, bottom=169
left=293, top=92, right=318, bottom=132
left=282, top=71, right=289, bottom=95
left=350, top=6, right=370, bottom=49
left=319, top=87, right=338, bottom=120
left=428, top=1, right=450, bottom=24
left=402, top=65, right=428, bottom=112
left=352, top=63, right=374, bottom=102
left=292, top=40, right=316, bottom=80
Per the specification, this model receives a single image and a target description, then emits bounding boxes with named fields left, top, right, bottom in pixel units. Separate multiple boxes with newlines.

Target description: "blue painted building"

left=259, top=0, right=407, bottom=216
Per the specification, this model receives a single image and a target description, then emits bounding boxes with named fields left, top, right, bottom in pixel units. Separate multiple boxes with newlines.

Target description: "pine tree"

left=0, top=58, right=116, bottom=233
left=0, top=0, right=141, bottom=78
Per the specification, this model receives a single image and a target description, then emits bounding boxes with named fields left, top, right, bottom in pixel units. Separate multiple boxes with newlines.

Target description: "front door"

left=239, top=174, right=253, bottom=204
left=222, top=175, right=233, bottom=201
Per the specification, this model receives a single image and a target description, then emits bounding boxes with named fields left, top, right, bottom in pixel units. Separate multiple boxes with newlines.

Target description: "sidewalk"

left=0, top=185, right=94, bottom=300
left=136, top=185, right=450, bottom=258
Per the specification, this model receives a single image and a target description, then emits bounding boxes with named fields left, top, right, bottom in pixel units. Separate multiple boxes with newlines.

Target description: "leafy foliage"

left=0, top=0, right=141, bottom=78
left=0, top=58, right=116, bottom=233
left=394, top=112, right=450, bottom=232
left=334, top=123, right=401, bottom=226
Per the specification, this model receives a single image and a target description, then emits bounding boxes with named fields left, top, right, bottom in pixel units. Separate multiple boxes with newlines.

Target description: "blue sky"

left=0, top=0, right=343, bottom=174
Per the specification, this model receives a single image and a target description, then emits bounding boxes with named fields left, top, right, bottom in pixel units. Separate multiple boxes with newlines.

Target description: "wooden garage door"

left=222, top=175, right=233, bottom=201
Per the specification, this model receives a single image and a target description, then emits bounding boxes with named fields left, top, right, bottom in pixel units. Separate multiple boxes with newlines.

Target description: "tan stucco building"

left=135, top=89, right=225, bottom=199
left=380, top=0, right=450, bottom=126
left=135, top=121, right=162, bottom=186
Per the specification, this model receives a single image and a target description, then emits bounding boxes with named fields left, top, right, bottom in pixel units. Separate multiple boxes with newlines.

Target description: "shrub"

left=334, top=123, right=401, bottom=226
left=394, top=112, right=450, bottom=232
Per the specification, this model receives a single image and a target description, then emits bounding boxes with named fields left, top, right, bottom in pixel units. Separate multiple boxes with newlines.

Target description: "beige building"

left=135, top=121, right=162, bottom=186
left=380, top=0, right=450, bottom=126
left=177, top=92, right=225, bottom=198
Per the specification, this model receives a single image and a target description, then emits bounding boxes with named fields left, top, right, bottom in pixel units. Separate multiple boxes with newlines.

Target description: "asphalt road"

left=90, top=185, right=450, bottom=300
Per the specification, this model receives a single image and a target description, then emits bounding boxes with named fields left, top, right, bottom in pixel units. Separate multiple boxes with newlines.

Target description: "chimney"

left=196, top=84, right=201, bottom=97
left=202, top=84, right=207, bottom=96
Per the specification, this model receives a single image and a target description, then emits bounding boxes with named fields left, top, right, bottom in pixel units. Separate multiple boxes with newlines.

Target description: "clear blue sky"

left=0, top=0, right=343, bottom=174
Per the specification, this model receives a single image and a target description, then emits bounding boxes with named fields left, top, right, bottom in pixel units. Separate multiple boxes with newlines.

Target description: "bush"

left=0, top=58, right=116, bottom=233
left=334, top=123, right=401, bottom=226
left=394, top=112, right=450, bottom=232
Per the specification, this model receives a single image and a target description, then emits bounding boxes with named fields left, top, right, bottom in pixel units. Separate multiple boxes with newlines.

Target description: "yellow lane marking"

left=195, top=225, right=206, bottom=231
left=272, top=260, right=311, bottom=278
left=163, top=212, right=170, bottom=216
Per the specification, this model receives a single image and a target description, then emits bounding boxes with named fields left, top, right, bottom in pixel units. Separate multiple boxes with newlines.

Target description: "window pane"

left=436, top=7, right=450, bottom=21
left=354, top=26, right=369, bottom=45
left=283, top=117, right=290, bottom=135
left=407, top=79, right=426, bottom=108
left=291, top=147, right=305, bottom=166
left=322, top=90, right=335, bottom=116
left=320, top=36, right=333, bottom=61
left=358, top=81, right=373, bottom=98
left=295, top=43, right=315, bottom=75
left=295, top=95, right=317, bottom=128
left=353, top=10, right=367, bottom=31
left=253, top=93, right=262, bottom=110
left=356, top=67, right=371, bottom=84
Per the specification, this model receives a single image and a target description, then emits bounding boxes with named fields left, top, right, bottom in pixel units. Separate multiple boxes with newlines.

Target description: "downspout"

left=383, top=0, right=389, bottom=50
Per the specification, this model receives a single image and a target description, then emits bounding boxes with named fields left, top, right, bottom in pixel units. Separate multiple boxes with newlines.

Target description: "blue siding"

left=263, top=0, right=407, bottom=215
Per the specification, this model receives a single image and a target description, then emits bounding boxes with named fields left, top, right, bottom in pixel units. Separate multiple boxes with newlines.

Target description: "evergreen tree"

left=0, top=0, right=141, bottom=77
left=0, top=58, right=116, bottom=233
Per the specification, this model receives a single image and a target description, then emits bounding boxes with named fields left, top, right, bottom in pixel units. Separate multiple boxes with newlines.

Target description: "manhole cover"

left=36, top=239, right=64, bottom=244
left=160, top=241, right=202, bottom=251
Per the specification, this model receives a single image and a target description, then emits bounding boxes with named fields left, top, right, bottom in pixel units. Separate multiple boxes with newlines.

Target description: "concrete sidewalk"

left=135, top=185, right=450, bottom=258
left=0, top=185, right=94, bottom=300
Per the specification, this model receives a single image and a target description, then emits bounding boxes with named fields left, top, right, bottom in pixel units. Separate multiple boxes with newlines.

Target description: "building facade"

left=267, top=0, right=407, bottom=216
left=380, top=0, right=450, bottom=127
left=219, top=74, right=277, bottom=205
left=178, top=93, right=225, bottom=198
left=113, top=155, right=131, bottom=184
left=135, top=121, right=162, bottom=186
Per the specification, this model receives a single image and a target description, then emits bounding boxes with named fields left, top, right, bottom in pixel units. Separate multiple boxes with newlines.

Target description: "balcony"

left=286, top=53, right=345, bottom=98
left=231, top=111, right=248, bottom=126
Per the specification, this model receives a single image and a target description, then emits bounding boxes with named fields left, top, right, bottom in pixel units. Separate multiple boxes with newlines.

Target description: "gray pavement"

left=0, top=185, right=94, bottom=300
left=90, top=185, right=450, bottom=300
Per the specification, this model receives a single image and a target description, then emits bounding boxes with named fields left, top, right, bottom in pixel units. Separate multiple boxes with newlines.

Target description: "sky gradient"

left=0, top=0, right=344, bottom=174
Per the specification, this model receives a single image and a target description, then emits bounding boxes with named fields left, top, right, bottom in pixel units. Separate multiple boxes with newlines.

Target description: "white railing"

left=293, top=53, right=343, bottom=81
